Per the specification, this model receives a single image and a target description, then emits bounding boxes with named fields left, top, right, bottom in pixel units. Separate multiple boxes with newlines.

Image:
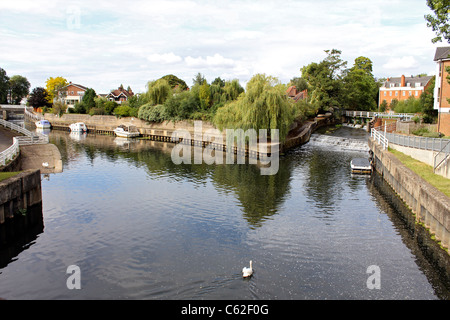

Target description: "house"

left=106, top=85, right=134, bottom=104
left=286, top=86, right=308, bottom=102
left=59, top=82, right=88, bottom=108
left=433, top=47, right=450, bottom=136
left=378, top=75, right=433, bottom=108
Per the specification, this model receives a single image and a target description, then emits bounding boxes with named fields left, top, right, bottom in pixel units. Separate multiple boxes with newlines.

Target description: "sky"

left=0, top=0, right=446, bottom=94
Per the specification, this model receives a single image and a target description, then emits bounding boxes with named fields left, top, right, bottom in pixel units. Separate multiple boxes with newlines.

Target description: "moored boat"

left=35, top=119, right=51, bottom=129
left=69, top=122, right=88, bottom=132
left=351, top=158, right=372, bottom=174
left=113, top=124, right=140, bottom=138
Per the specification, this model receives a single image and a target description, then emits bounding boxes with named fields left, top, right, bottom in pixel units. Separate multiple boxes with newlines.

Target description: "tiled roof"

left=383, top=75, right=433, bottom=88
left=434, top=47, right=450, bottom=61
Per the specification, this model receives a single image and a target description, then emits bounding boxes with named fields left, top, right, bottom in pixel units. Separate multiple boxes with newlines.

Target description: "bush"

left=138, top=103, right=167, bottom=122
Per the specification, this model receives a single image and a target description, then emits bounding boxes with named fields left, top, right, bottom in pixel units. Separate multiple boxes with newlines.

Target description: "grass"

left=0, top=171, right=21, bottom=182
left=388, top=148, right=450, bottom=198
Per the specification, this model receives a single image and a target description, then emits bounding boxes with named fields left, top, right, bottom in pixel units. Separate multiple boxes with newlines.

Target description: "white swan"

left=242, top=260, right=253, bottom=278
left=42, top=162, right=49, bottom=167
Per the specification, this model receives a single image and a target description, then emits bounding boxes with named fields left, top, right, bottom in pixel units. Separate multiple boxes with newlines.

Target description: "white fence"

left=0, top=118, right=48, bottom=144
left=0, top=137, right=19, bottom=166
left=371, top=127, right=389, bottom=150
left=346, top=110, right=415, bottom=120
left=24, top=107, right=43, bottom=121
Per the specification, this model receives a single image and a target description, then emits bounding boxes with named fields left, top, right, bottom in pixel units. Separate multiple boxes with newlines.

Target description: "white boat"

left=35, top=119, right=51, bottom=129
left=69, top=122, right=88, bottom=132
left=113, top=124, right=140, bottom=138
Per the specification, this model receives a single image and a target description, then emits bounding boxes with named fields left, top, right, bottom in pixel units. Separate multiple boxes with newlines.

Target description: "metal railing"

left=433, top=140, right=450, bottom=172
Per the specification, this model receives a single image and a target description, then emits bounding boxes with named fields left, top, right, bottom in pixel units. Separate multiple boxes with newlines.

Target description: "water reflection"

left=48, top=130, right=292, bottom=229
left=0, top=203, right=44, bottom=269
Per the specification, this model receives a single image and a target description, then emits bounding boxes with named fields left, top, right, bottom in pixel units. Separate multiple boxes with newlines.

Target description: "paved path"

left=0, top=126, right=20, bottom=152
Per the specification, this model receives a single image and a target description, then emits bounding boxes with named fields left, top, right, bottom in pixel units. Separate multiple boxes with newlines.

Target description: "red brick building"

left=378, top=75, right=433, bottom=108
left=286, top=86, right=308, bottom=102
left=59, top=82, right=88, bottom=107
left=433, top=47, right=450, bottom=136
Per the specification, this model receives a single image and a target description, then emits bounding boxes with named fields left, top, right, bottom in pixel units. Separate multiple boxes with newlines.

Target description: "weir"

left=308, top=133, right=370, bottom=152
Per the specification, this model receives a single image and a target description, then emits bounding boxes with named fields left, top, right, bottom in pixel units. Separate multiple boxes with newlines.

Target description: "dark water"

left=0, top=126, right=449, bottom=299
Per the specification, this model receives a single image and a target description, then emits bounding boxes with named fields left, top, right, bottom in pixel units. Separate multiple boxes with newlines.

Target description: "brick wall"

left=438, top=112, right=450, bottom=136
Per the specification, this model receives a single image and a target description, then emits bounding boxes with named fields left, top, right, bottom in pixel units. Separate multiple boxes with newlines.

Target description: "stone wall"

left=0, top=169, right=42, bottom=224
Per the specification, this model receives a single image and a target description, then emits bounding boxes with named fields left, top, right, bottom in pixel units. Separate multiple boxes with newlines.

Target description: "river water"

left=0, top=125, right=449, bottom=299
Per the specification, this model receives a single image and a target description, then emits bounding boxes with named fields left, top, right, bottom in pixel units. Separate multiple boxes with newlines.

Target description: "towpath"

left=0, top=125, right=21, bottom=152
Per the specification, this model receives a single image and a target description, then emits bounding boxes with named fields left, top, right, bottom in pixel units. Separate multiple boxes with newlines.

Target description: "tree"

left=146, top=79, right=172, bottom=105
left=28, top=87, right=50, bottom=109
left=0, top=68, right=9, bottom=104
left=343, top=57, right=378, bottom=110
left=214, top=74, right=295, bottom=142
left=301, top=49, right=346, bottom=112
left=425, top=0, right=450, bottom=43
left=82, top=88, right=97, bottom=111
left=160, top=74, right=188, bottom=91
left=9, top=75, right=30, bottom=104
left=192, top=72, right=206, bottom=87
left=45, top=76, right=68, bottom=104
left=289, top=77, right=308, bottom=92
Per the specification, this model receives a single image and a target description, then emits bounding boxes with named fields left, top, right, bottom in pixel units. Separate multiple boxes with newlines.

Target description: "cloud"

left=382, top=56, right=420, bottom=70
left=147, top=53, right=182, bottom=64
left=185, top=54, right=236, bottom=68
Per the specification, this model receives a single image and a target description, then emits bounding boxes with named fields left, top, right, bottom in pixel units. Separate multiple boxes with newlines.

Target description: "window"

left=402, top=91, right=405, bottom=96
left=395, top=91, right=398, bottom=96
left=415, top=82, right=421, bottom=87
left=409, top=91, right=412, bottom=96
left=390, top=91, right=392, bottom=96
left=384, top=91, right=386, bottom=96
left=415, top=91, right=418, bottom=96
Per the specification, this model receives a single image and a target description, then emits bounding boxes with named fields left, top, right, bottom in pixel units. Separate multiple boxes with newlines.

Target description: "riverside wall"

left=0, top=169, right=42, bottom=224
left=369, top=138, right=450, bottom=253
left=41, top=113, right=334, bottom=152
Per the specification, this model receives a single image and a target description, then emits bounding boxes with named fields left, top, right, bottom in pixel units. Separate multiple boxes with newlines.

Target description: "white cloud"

left=185, top=54, right=236, bottom=68
left=147, top=53, right=182, bottom=64
left=382, top=56, right=420, bottom=70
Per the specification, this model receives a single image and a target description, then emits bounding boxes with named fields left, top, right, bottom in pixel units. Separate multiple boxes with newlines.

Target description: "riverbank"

left=369, top=138, right=450, bottom=255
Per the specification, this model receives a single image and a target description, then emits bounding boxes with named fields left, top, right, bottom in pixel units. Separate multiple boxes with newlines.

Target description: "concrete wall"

left=389, top=143, right=450, bottom=179
left=369, top=138, right=450, bottom=253
left=0, top=169, right=42, bottom=224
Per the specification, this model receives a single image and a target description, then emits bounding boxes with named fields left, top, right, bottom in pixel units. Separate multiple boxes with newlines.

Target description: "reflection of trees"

left=49, top=131, right=294, bottom=228
left=304, top=149, right=346, bottom=215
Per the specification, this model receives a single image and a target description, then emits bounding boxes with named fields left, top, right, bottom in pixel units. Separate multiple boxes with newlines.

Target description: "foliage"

left=289, top=77, right=308, bottom=92
left=146, top=79, right=172, bottom=105
left=214, top=74, right=296, bottom=142
left=425, top=0, right=450, bottom=43
left=45, top=76, right=68, bottom=104
left=28, top=87, right=51, bottom=109
left=51, top=100, right=68, bottom=116
left=0, top=67, right=9, bottom=104
left=114, top=105, right=137, bottom=117
left=301, top=49, right=347, bottom=112
left=160, top=74, right=188, bottom=91
left=138, top=103, right=168, bottom=122
left=9, top=75, right=30, bottom=104
left=82, top=88, right=97, bottom=111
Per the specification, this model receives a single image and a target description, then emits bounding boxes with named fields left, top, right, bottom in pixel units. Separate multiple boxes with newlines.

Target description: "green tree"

left=146, top=79, right=172, bottom=105
left=160, top=74, right=188, bottom=91
left=420, top=76, right=437, bottom=123
left=0, top=68, right=9, bottom=104
left=192, top=72, right=206, bottom=86
left=289, top=77, right=309, bottom=92
left=214, top=74, right=295, bottom=142
left=9, top=75, right=30, bottom=104
left=343, top=57, right=378, bottom=110
left=82, top=88, right=97, bottom=111
left=301, top=49, right=346, bottom=112
left=425, top=0, right=450, bottom=43
left=198, top=81, right=211, bottom=110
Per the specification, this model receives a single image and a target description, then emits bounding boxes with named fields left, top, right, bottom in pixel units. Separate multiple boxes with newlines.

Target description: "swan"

left=242, top=260, right=253, bottom=278
left=42, top=162, right=49, bottom=167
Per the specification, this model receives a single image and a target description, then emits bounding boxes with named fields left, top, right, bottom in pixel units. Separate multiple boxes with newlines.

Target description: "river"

left=0, top=124, right=449, bottom=299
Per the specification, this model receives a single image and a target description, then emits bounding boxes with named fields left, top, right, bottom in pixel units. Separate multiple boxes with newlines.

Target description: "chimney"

left=401, top=75, right=406, bottom=87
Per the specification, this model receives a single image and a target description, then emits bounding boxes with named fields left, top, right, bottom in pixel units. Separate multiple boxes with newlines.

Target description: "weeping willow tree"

left=146, top=79, right=172, bottom=105
left=214, top=74, right=296, bottom=142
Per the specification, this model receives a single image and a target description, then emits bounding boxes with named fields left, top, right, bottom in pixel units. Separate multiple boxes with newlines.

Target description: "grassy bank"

left=388, top=148, right=450, bottom=198
left=0, top=171, right=21, bottom=182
